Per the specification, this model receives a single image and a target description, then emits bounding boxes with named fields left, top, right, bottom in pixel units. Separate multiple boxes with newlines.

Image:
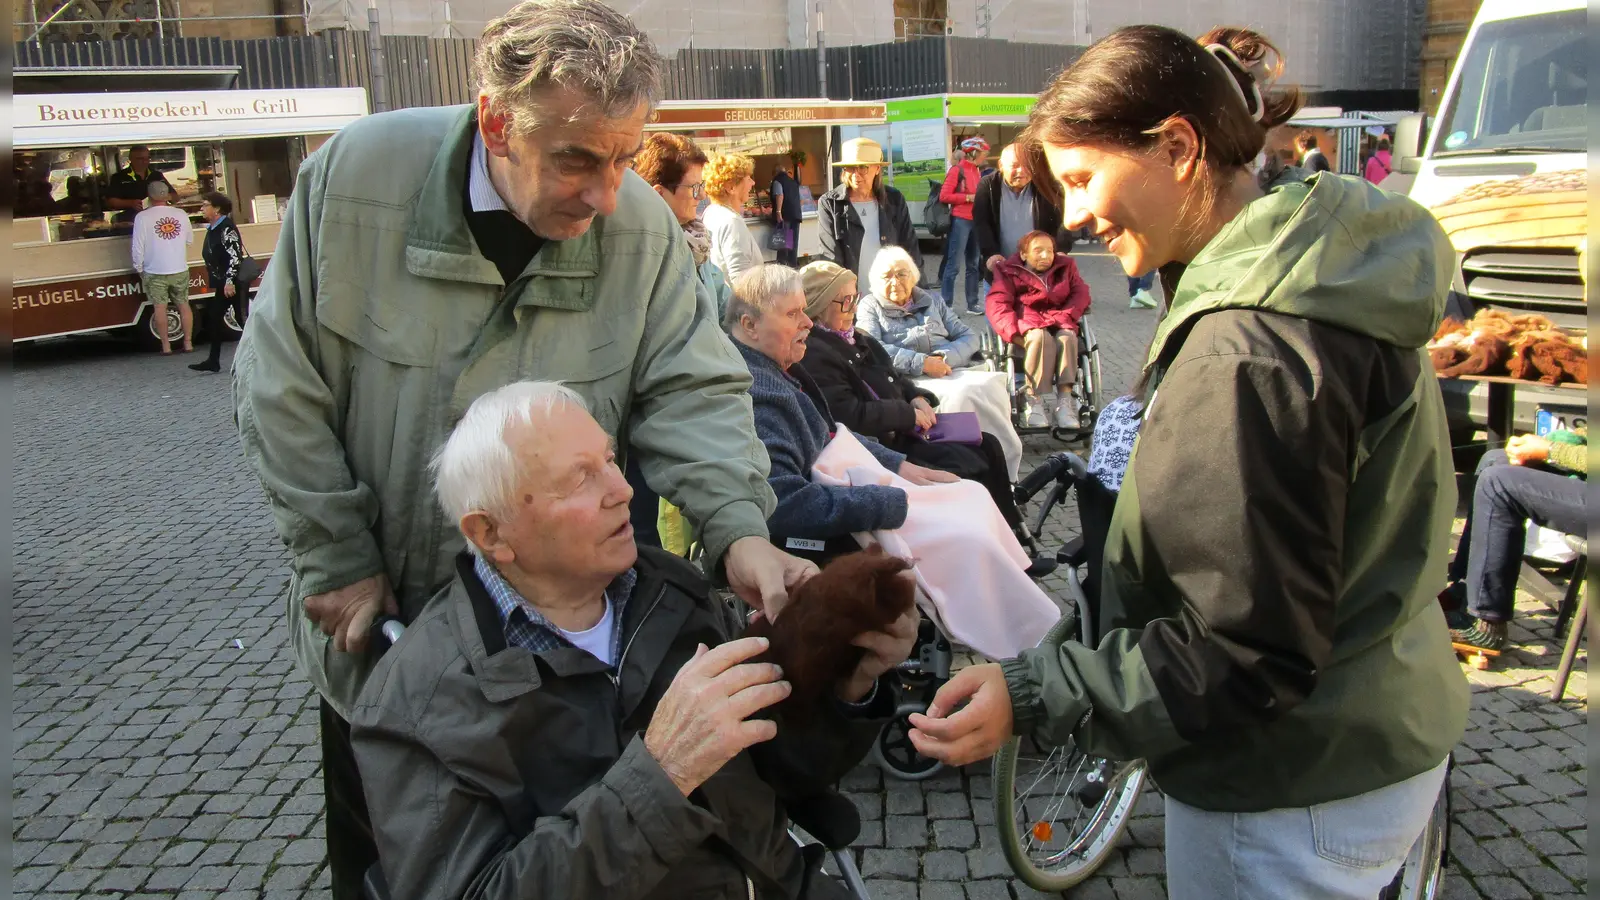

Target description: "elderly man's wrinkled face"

left=740, top=290, right=812, bottom=371
left=482, top=403, right=637, bottom=584
left=1000, top=147, right=1029, bottom=190
left=479, top=87, right=649, bottom=241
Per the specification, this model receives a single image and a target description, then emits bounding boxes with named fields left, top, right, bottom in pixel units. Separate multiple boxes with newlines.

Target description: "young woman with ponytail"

left=908, top=25, right=1465, bottom=897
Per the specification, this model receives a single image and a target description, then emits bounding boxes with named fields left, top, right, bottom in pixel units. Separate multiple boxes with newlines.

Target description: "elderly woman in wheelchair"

left=985, top=230, right=1093, bottom=430
left=350, top=380, right=914, bottom=900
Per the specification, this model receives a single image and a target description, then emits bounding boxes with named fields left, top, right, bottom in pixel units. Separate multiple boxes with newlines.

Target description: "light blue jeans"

left=1165, top=757, right=1448, bottom=900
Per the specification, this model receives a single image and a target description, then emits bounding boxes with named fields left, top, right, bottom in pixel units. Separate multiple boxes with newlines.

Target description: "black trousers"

left=203, top=283, right=246, bottom=366
left=776, top=220, right=800, bottom=267
left=320, top=700, right=379, bottom=900
left=901, top=433, right=1022, bottom=530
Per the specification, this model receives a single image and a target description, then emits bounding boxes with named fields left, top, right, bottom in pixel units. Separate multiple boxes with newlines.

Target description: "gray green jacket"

left=233, top=105, right=775, bottom=717
left=1003, top=172, right=1470, bottom=811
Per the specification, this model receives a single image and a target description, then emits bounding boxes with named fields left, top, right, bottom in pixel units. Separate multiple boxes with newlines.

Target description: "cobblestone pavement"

left=13, top=248, right=1587, bottom=899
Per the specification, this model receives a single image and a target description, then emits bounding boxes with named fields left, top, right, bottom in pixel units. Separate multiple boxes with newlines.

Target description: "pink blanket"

left=812, top=427, right=1061, bottom=660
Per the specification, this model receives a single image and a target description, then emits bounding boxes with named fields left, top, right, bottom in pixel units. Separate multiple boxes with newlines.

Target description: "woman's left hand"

left=1506, top=435, right=1551, bottom=466
left=907, top=663, right=1014, bottom=765
left=837, top=605, right=920, bottom=702
left=911, top=398, right=938, bottom=431
left=899, top=461, right=960, bottom=485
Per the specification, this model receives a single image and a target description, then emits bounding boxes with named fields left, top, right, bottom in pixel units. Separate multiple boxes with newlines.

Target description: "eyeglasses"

left=833, top=293, right=859, bottom=312
left=676, top=181, right=705, bottom=199
left=885, top=269, right=917, bottom=281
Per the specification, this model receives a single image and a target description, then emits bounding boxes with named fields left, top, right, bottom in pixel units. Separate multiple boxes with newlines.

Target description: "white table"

left=913, top=367, right=1023, bottom=481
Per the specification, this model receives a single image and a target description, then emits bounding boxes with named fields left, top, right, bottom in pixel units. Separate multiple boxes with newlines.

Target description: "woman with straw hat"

left=818, top=137, right=923, bottom=299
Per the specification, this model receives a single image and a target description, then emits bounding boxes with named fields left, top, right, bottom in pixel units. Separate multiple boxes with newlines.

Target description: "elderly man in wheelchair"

left=349, top=380, right=917, bottom=900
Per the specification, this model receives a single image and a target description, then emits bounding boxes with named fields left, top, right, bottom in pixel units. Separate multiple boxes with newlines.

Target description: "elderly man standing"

left=232, top=1, right=813, bottom=894
left=973, top=143, right=1068, bottom=280
left=352, top=381, right=915, bottom=899
left=130, top=181, right=194, bottom=354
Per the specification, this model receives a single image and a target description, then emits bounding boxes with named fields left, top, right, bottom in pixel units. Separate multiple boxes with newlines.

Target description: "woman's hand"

left=838, top=606, right=920, bottom=702
left=223, top=281, right=237, bottom=298
left=922, top=356, right=953, bottom=378
left=985, top=255, right=1004, bottom=273
left=907, top=663, right=1014, bottom=766
left=899, top=461, right=960, bottom=485
left=911, top=398, right=938, bottom=431
left=1506, top=435, right=1551, bottom=466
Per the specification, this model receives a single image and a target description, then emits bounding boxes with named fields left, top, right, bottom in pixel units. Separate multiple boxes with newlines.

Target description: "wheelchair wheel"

left=993, top=738, right=1147, bottom=890
left=1379, top=768, right=1450, bottom=900
left=871, top=703, right=945, bottom=781
left=1076, top=320, right=1104, bottom=431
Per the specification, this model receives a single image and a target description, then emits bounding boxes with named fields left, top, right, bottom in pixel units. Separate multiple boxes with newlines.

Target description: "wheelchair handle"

left=1014, top=451, right=1088, bottom=504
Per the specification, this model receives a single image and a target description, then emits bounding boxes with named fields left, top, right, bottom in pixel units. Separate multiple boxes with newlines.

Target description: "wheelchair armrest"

left=785, top=789, right=862, bottom=851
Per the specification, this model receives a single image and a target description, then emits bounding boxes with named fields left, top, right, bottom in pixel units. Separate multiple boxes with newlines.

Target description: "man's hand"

left=838, top=606, right=919, bottom=702
left=912, top=398, right=938, bottom=431
left=899, top=461, right=960, bottom=486
left=224, top=281, right=237, bottom=298
left=985, top=254, right=1005, bottom=274
left=906, top=663, right=1014, bottom=766
left=725, top=536, right=818, bottom=621
left=304, top=574, right=399, bottom=654
left=1506, top=435, right=1551, bottom=466
left=644, top=637, right=790, bottom=796
left=922, top=356, right=953, bottom=378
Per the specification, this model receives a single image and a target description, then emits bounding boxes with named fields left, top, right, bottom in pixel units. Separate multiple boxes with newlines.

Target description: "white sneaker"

left=1025, top=398, right=1048, bottom=428
left=1054, top=393, right=1076, bottom=429
left=1131, top=288, right=1158, bottom=309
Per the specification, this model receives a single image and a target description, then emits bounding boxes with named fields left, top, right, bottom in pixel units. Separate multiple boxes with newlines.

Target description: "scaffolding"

left=20, top=0, right=312, bottom=42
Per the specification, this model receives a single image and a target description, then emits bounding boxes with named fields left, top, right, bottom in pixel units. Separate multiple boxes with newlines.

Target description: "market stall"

left=13, top=86, right=368, bottom=348
left=645, top=99, right=886, bottom=261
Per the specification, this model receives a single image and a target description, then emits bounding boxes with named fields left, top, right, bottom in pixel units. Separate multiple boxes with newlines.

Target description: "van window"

left=12, top=142, right=221, bottom=243
left=1431, top=8, right=1585, bottom=155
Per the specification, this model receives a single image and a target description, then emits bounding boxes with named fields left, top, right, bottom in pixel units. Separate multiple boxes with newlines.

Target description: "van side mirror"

left=1394, top=113, right=1429, bottom=175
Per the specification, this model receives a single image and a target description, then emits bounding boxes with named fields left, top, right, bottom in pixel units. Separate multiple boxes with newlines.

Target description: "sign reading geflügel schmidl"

left=14, top=88, right=369, bottom=148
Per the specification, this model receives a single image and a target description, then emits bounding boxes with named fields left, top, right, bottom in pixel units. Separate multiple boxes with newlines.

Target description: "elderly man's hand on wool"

left=304, top=573, right=399, bottom=653
left=725, top=535, right=818, bottom=620
left=645, top=637, right=790, bottom=796
left=837, top=606, right=919, bottom=702
left=899, top=461, right=960, bottom=486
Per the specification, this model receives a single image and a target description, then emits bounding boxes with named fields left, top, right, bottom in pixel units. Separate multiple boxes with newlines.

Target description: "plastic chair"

left=1551, top=535, right=1588, bottom=703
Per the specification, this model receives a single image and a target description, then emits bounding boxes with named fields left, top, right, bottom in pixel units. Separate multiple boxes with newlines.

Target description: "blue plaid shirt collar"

left=473, top=555, right=638, bottom=663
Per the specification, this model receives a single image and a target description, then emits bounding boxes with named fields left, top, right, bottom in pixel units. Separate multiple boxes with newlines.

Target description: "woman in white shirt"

left=703, top=153, right=764, bottom=283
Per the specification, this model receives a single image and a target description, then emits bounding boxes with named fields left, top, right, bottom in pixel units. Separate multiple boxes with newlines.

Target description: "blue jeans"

left=1165, top=758, right=1448, bottom=900
left=941, top=216, right=981, bottom=311
left=1446, top=449, right=1586, bottom=621
left=1127, top=272, right=1155, bottom=295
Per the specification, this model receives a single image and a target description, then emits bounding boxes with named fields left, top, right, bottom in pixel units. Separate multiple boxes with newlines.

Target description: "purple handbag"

left=920, top=411, right=983, bottom=445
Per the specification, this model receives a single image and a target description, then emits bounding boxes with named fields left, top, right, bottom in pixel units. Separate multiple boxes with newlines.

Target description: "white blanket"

left=913, top=368, right=1023, bottom=480
left=813, top=426, right=1061, bottom=660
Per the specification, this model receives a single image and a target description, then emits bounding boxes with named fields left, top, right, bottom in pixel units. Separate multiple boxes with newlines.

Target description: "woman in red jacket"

left=939, top=136, right=990, bottom=314
left=985, top=230, right=1092, bottom=428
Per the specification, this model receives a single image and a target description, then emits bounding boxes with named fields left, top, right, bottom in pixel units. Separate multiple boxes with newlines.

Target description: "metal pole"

left=815, top=0, right=827, bottom=99
left=26, top=0, right=84, bottom=42
left=366, top=0, right=391, bottom=113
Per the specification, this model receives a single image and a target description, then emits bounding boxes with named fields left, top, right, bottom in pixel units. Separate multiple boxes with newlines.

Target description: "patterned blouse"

left=1086, top=395, right=1144, bottom=493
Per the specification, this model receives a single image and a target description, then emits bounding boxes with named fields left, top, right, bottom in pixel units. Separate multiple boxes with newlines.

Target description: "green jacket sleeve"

left=629, top=226, right=777, bottom=566
left=1005, top=323, right=1357, bottom=763
left=232, top=154, right=387, bottom=599
left=1547, top=431, right=1588, bottom=475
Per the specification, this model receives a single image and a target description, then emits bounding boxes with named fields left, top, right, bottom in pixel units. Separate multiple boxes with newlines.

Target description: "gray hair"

left=147, top=181, right=170, bottom=200
left=430, top=381, right=587, bottom=551
left=724, top=264, right=806, bottom=331
left=474, top=0, right=664, bottom=135
left=868, top=246, right=918, bottom=295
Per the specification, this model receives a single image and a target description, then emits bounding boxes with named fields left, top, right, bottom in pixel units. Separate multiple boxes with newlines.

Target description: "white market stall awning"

left=1287, top=109, right=1413, bottom=130
left=14, top=88, right=370, bottom=149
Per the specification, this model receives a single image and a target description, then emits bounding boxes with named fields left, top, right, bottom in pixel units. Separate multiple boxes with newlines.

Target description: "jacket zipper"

left=608, top=583, right=669, bottom=745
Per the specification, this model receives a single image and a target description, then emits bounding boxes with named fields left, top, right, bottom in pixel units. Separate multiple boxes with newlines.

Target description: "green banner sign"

left=886, top=97, right=946, bottom=123
left=946, top=95, right=1036, bottom=120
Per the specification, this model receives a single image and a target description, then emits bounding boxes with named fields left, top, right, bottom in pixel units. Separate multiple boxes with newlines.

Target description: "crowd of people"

left=220, top=1, right=1581, bottom=899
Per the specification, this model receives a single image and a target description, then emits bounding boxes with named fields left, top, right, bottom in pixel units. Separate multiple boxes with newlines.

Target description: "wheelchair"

left=359, top=615, right=874, bottom=900
left=976, top=315, right=1104, bottom=442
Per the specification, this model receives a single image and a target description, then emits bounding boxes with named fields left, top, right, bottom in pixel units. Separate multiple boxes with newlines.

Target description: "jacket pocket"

left=316, top=283, right=437, bottom=367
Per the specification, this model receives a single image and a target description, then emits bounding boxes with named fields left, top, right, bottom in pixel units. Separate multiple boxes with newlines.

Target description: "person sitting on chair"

left=793, top=260, right=1024, bottom=535
left=351, top=380, right=916, bottom=900
left=726, top=264, right=961, bottom=543
left=857, top=247, right=980, bottom=378
left=985, top=230, right=1092, bottom=429
left=1440, top=427, right=1587, bottom=653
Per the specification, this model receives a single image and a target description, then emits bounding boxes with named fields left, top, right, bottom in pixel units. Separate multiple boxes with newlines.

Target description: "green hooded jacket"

left=1003, top=172, right=1470, bottom=811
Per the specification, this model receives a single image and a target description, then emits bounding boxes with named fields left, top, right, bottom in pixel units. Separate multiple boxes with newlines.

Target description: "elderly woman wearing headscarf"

left=727, top=263, right=959, bottom=542
left=793, top=260, right=1024, bottom=533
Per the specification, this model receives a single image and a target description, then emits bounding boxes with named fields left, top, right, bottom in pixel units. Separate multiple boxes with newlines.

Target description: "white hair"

left=723, top=263, right=806, bottom=331
left=868, top=246, right=918, bottom=296
left=430, top=381, right=587, bottom=544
